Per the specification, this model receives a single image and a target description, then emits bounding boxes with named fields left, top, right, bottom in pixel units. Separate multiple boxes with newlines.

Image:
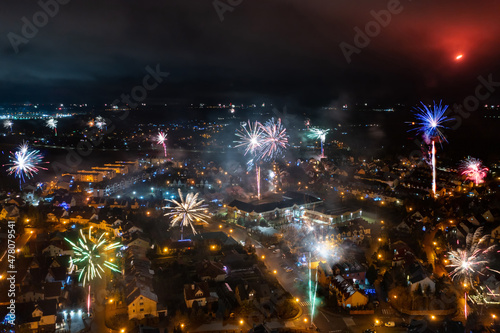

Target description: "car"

left=294, top=278, right=303, bottom=283
left=384, top=321, right=395, bottom=327
left=285, top=267, right=293, bottom=272
left=364, top=329, right=376, bottom=333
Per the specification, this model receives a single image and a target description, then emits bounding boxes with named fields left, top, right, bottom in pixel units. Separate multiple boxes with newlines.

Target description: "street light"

left=296, top=298, right=300, bottom=302
left=261, top=255, right=265, bottom=259
left=273, top=270, right=277, bottom=274
left=239, top=319, right=244, bottom=325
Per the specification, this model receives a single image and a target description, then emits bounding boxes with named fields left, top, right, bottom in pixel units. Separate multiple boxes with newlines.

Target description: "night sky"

left=2, top=0, right=500, bottom=107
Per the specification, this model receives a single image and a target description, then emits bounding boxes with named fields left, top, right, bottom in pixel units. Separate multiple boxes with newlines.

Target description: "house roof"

left=196, top=260, right=226, bottom=279
left=184, top=282, right=210, bottom=300
left=331, top=274, right=363, bottom=299
left=228, top=191, right=322, bottom=213
left=126, top=285, right=158, bottom=305
left=43, top=282, right=62, bottom=298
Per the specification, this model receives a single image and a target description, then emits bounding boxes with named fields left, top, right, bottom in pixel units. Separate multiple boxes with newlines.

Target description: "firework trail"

left=4, top=142, right=47, bottom=189
left=259, top=117, right=288, bottom=161
left=235, top=120, right=264, bottom=199
left=308, top=127, right=330, bottom=158
left=65, top=227, right=122, bottom=286
left=409, top=101, right=452, bottom=197
left=459, top=157, right=488, bottom=185
left=3, top=120, right=13, bottom=132
left=46, top=118, right=58, bottom=136
left=157, top=131, right=167, bottom=157
left=164, top=189, right=209, bottom=240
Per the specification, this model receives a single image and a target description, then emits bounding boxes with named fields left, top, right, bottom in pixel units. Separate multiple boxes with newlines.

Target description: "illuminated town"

left=1, top=2, right=500, bottom=333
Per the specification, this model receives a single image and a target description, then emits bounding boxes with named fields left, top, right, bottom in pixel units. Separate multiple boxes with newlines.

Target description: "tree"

left=366, top=265, right=378, bottom=285
left=413, top=283, right=423, bottom=296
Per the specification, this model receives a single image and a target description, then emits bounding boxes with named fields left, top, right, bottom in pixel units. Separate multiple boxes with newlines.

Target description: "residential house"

left=127, top=286, right=158, bottom=320
left=196, top=260, right=226, bottom=282
left=184, top=282, right=211, bottom=308
left=329, top=275, right=368, bottom=308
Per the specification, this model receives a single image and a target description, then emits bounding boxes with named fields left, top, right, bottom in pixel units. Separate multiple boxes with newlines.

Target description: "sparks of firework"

left=447, top=227, right=496, bottom=286
left=308, top=127, right=330, bottom=158
left=4, top=142, right=47, bottom=188
left=308, top=252, right=318, bottom=326
left=65, top=227, right=121, bottom=286
left=409, top=101, right=452, bottom=197
left=157, top=131, right=167, bottom=157
left=46, top=118, right=58, bottom=135
left=3, top=120, right=13, bottom=132
left=164, top=189, right=209, bottom=240
left=235, top=120, right=263, bottom=156
left=459, top=157, right=488, bottom=185
left=259, top=117, right=288, bottom=161
left=410, top=101, right=451, bottom=144
left=235, top=120, right=264, bottom=199
left=95, top=116, right=106, bottom=130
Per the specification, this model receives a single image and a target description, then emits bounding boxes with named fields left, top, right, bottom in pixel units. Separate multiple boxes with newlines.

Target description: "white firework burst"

left=164, top=189, right=209, bottom=239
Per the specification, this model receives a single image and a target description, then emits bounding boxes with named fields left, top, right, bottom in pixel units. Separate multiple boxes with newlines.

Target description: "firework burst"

left=459, top=157, right=488, bottom=185
left=95, top=116, right=106, bottom=130
left=235, top=121, right=263, bottom=156
left=447, top=227, right=496, bottom=285
left=164, top=189, right=209, bottom=240
left=157, top=131, right=167, bottom=157
left=259, top=117, right=288, bottom=161
left=308, top=127, right=330, bottom=158
left=411, top=101, right=451, bottom=144
left=4, top=142, right=47, bottom=189
left=46, top=118, right=58, bottom=136
left=409, top=101, right=452, bottom=197
left=3, top=120, right=13, bottom=132
left=235, top=120, right=264, bottom=199
left=65, top=227, right=122, bottom=286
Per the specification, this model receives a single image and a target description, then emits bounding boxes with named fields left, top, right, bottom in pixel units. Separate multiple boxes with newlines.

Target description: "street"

left=211, top=223, right=406, bottom=333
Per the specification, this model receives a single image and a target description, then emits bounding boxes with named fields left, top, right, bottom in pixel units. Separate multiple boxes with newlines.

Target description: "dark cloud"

left=1, top=0, right=500, bottom=106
